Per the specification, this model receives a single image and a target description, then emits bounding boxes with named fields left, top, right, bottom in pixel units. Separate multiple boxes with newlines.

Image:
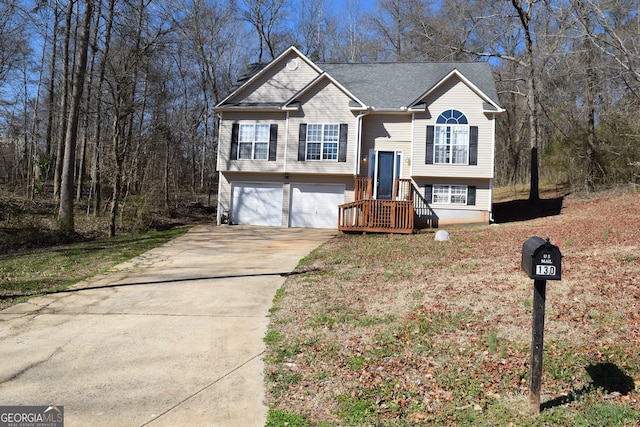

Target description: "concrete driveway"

left=0, top=225, right=334, bottom=427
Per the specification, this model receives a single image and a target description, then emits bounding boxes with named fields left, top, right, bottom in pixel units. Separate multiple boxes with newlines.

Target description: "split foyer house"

left=214, top=46, right=504, bottom=233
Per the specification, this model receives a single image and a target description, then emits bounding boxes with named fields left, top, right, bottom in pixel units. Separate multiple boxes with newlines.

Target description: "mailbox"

left=521, top=236, right=562, bottom=280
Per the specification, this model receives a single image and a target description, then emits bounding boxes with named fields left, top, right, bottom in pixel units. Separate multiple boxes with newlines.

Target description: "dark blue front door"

left=377, top=151, right=394, bottom=200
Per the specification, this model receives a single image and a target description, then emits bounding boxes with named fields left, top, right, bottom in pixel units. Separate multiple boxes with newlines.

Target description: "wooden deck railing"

left=338, top=199, right=414, bottom=234
left=354, top=178, right=412, bottom=202
left=395, top=178, right=412, bottom=201
left=354, top=177, right=373, bottom=201
left=339, top=177, right=439, bottom=233
left=411, top=184, right=439, bottom=228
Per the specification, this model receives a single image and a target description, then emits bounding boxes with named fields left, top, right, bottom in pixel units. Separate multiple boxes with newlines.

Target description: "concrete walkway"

left=0, top=225, right=334, bottom=427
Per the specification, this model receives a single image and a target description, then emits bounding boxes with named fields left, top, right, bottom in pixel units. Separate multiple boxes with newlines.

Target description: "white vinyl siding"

left=287, top=79, right=356, bottom=175
left=229, top=52, right=320, bottom=105
left=219, top=112, right=286, bottom=173
left=412, top=77, right=496, bottom=178
left=361, top=115, right=412, bottom=179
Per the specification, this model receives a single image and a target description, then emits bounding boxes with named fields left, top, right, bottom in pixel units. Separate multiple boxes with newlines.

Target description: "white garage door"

left=231, top=183, right=283, bottom=226
left=290, top=184, right=345, bottom=229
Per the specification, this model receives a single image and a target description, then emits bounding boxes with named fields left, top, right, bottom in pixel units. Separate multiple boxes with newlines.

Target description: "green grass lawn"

left=0, top=228, right=189, bottom=309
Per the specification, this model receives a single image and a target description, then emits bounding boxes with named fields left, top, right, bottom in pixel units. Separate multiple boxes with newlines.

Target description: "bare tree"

left=53, top=0, right=75, bottom=201
left=511, top=0, right=542, bottom=201
left=44, top=2, right=61, bottom=160
left=0, top=1, right=25, bottom=90
left=578, top=0, right=640, bottom=93
left=433, top=0, right=545, bottom=200
left=295, top=0, right=337, bottom=62
left=76, top=0, right=102, bottom=202
left=166, top=0, right=238, bottom=193
left=338, top=0, right=379, bottom=62
left=239, top=0, right=291, bottom=62
left=369, top=0, right=426, bottom=61
left=104, top=0, right=149, bottom=237
left=59, top=0, right=94, bottom=235
left=88, top=0, right=113, bottom=215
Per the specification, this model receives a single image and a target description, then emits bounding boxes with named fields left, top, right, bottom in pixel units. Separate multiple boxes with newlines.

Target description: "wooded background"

left=1, top=0, right=639, bottom=236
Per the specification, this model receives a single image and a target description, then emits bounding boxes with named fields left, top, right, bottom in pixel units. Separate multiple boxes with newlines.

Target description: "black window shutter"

left=467, top=186, right=476, bottom=205
left=425, top=185, right=433, bottom=203
left=469, top=126, right=478, bottom=165
left=426, top=125, right=434, bottom=164
left=338, top=124, right=348, bottom=162
left=298, top=124, right=307, bottom=161
left=230, top=123, right=239, bottom=160
left=269, top=124, right=278, bottom=161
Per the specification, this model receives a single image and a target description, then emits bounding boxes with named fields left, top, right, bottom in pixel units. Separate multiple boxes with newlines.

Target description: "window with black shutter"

left=298, top=123, right=347, bottom=162
left=231, top=123, right=276, bottom=160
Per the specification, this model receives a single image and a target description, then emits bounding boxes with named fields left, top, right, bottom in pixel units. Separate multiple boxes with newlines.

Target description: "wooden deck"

left=338, top=178, right=415, bottom=234
left=338, top=199, right=414, bottom=234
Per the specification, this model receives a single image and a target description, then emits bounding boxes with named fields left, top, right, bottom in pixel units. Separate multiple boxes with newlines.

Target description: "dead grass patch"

left=266, top=189, right=640, bottom=426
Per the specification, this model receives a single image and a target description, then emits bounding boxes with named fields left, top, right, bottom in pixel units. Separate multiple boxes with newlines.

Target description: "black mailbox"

left=522, top=236, right=562, bottom=280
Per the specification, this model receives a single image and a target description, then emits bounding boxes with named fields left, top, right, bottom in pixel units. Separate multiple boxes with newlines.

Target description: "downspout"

left=489, top=112, right=496, bottom=223
left=216, top=111, right=223, bottom=225
left=355, top=109, right=371, bottom=176
left=284, top=111, right=289, bottom=175
left=410, top=112, right=415, bottom=177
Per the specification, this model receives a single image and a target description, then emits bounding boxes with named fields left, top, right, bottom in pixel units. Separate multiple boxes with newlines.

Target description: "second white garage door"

left=290, top=184, right=345, bottom=229
left=231, top=183, right=283, bottom=226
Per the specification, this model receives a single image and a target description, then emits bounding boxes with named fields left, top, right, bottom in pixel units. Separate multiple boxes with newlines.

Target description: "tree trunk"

left=77, top=9, right=100, bottom=203
left=28, top=10, right=50, bottom=200
left=45, top=3, right=61, bottom=159
left=108, top=163, right=122, bottom=237
left=109, top=116, right=124, bottom=237
left=53, top=0, right=75, bottom=201
left=579, top=0, right=598, bottom=192
left=511, top=0, right=540, bottom=202
left=164, top=135, right=170, bottom=213
left=90, top=0, right=115, bottom=216
left=530, top=146, right=539, bottom=202
left=59, top=1, right=93, bottom=236
left=108, top=0, right=146, bottom=237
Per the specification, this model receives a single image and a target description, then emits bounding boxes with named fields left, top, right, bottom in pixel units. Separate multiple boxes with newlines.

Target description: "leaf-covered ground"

left=265, top=189, right=640, bottom=426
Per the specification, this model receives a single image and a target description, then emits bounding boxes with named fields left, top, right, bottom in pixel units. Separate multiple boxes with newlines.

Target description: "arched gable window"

left=437, top=109, right=468, bottom=125
left=435, top=109, right=469, bottom=164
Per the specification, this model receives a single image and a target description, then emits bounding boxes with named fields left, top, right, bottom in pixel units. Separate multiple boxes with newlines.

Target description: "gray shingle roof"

left=320, top=62, right=500, bottom=110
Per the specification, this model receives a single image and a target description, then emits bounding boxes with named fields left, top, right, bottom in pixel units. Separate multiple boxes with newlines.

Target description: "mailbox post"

left=521, top=237, right=562, bottom=415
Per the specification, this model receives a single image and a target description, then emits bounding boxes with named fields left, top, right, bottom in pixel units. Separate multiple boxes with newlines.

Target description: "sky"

left=327, top=0, right=376, bottom=14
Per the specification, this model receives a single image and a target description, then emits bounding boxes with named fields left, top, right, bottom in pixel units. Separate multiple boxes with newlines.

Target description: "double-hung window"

left=427, top=184, right=476, bottom=205
left=238, top=124, right=270, bottom=160
left=432, top=185, right=468, bottom=204
left=434, top=110, right=469, bottom=165
left=306, top=124, right=339, bottom=161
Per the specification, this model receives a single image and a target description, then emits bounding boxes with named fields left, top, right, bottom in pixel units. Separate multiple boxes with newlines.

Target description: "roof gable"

left=282, top=72, right=367, bottom=111
left=216, top=46, right=503, bottom=114
left=216, top=46, right=322, bottom=109
left=320, top=62, right=502, bottom=112
left=408, top=68, right=503, bottom=113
